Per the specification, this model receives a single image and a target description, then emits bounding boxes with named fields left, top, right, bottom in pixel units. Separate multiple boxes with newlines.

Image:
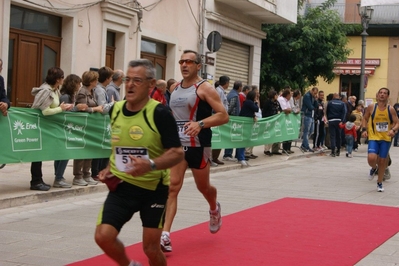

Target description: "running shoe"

left=383, top=168, right=391, bottom=181
left=160, top=233, right=172, bottom=252
left=129, top=261, right=143, bottom=266
left=83, top=176, right=98, bottom=185
left=53, top=178, right=72, bottom=188
left=299, top=146, right=307, bottom=152
left=377, top=182, right=384, bottom=192
left=369, top=166, right=378, bottom=181
left=222, top=156, right=238, bottom=162
left=210, top=161, right=218, bottom=167
left=209, top=202, right=222, bottom=234
left=239, top=160, right=249, bottom=167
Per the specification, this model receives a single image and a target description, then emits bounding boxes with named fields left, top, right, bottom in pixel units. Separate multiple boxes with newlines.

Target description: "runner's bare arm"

left=361, top=104, right=373, bottom=137
left=389, top=106, right=399, bottom=137
left=196, top=82, right=229, bottom=128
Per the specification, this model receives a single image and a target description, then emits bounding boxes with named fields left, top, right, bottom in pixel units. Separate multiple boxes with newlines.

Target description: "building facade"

left=0, top=0, right=297, bottom=107
left=309, top=0, right=399, bottom=103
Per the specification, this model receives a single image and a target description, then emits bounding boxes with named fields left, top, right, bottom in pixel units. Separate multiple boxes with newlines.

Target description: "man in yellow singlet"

left=361, top=87, right=399, bottom=192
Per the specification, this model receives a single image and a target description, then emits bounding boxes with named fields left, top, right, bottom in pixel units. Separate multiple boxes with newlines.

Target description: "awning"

left=333, top=66, right=376, bottom=75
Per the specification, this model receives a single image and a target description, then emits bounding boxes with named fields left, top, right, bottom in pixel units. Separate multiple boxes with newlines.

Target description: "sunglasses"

left=178, top=59, right=199, bottom=65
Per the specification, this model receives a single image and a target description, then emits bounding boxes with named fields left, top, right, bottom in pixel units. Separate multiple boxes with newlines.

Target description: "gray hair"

left=112, top=69, right=124, bottom=81
left=128, top=59, right=156, bottom=78
left=183, top=50, right=201, bottom=64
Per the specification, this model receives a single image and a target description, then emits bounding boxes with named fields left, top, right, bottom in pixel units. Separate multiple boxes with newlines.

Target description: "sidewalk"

left=0, top=143, right=316, bottom=209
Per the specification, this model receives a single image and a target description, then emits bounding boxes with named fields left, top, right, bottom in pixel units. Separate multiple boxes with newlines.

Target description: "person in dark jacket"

left=326, top=93, right=346, bottom=157
left=313, top=90, right=326, bottom=151
left=237, top=90, right=259, bottom=166
left=300, top=87, right=319, bottom=152
left=262, top=90, right=281, bottom=156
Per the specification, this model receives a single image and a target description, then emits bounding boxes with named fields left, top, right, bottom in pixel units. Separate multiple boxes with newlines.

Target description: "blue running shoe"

left=369, top=166, right=378, bottom=181
left=377, top=182, right=384, bottom=192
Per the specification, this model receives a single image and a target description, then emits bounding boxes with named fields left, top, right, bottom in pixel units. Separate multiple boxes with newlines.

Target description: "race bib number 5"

left=115, top=147, right=149, bottom=172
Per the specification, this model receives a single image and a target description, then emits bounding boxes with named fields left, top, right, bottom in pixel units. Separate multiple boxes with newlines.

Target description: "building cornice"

left=100, top=0, right=138, bottom=27
left=205, top=11, right=267, bottom=39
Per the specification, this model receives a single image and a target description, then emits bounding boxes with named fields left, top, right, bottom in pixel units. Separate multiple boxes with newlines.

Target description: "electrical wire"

left=22, top=0, right=102, bottom=13
left=186, top=0, right=200, bottom=28
left=142, top=0, right=162, bottom=11
left=20, top=0, right=164, bottom=39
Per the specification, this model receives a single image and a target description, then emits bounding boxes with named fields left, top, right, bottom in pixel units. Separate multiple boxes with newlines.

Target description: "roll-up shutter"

left=215, top=38, right=250, bottom=88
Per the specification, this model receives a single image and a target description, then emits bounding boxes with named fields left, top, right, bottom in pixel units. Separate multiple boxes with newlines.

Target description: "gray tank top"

left=170, top=80, right=212, bottom=147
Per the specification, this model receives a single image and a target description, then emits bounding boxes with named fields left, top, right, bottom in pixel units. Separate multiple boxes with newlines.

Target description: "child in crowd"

left=339, top=114, right=358, bottom=158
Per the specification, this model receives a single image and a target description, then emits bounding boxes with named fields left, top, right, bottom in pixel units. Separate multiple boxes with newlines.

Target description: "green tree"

left=260, top=0, right=360, bottom=93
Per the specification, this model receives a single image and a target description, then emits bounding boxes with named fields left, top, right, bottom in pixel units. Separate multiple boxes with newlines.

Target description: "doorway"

left=8, top=5, right=62, bottom=107
left=340, top=75, right=360, bottom=102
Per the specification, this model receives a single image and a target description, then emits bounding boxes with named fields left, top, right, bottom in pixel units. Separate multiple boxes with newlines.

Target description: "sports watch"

left=198, top=120, right=205, bottom=129
left=149, top=159, right=157, bottom=171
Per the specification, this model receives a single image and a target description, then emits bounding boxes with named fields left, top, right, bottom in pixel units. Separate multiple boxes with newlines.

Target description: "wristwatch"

left=148, top=159, right=157, bottom=171
left=198, top=120, right=205, bottom=129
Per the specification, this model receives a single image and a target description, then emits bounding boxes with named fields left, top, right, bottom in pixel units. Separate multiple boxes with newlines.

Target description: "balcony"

left=215, top=0, right=298, bottom=23
left=304, top=3, right=399, bottom=24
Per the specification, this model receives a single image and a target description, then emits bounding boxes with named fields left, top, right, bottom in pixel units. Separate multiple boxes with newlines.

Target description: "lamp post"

left=357, top=3, right=374, bottom=101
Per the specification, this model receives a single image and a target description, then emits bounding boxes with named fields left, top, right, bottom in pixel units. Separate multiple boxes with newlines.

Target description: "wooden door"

left=106, top=46, right=115, bottom=69
left=16, top=35, right=41, bottom=107
left=141, top=52, right=166, bottom=80
left=9, top=29, right=61, bottom=107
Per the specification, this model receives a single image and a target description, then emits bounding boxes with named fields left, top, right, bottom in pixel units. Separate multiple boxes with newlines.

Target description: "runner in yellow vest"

left=361, top=87, right=399, bottom=192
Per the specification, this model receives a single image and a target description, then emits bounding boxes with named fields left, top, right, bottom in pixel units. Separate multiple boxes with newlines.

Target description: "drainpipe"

left=199, top=0, right=206, bottom=77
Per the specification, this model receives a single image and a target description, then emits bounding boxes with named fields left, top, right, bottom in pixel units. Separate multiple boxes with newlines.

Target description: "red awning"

left=333, top=66, right=375, bottom=75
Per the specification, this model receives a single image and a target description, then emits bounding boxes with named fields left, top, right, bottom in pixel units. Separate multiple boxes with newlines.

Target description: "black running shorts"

left=97, top=181, right=168, bottom=231
left=184, top=146, right=211, bottom=169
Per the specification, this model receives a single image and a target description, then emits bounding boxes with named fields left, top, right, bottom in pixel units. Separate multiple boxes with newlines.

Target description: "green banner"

left=211, top=113, right=301, bottom=149
left=0, top=108, right=111, bottom=164
left=0, top=108, right=300, bottom=164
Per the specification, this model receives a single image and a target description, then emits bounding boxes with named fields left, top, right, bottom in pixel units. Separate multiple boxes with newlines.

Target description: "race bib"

left=176, top=120, right=189, bottom=139
left=376, top=122, right=388, bottom=132
left=114, top=146, right=149, bottom=172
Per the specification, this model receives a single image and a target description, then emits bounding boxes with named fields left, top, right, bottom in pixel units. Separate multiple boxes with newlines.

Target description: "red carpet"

left=68, top=198, right=399, bottom=266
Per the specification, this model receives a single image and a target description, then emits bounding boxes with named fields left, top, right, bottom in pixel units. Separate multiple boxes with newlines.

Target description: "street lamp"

left=357, top=3, right=374, bottom=101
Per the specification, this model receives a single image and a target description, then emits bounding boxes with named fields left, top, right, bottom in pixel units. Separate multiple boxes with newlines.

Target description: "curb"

left=0, top=150, right=322, bottom=210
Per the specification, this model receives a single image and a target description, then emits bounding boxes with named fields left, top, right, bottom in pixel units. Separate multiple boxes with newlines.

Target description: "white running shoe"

left=210, top=161, right=218, bottom=167
left=209, top=202, right=222, bottom=234
left=368, top=167, right=378, bottom=181
left=377, top=182, right=384, bottom=192
left=239, top=160, right=249, bottom=167
left=83, top=176, right=98, bottom=185
left=160, top=233, right=172, bottom=252
left=129, top=261, right=143, bottom=266
left=223, top=156, right=238, bottom=162
left=53, top=178, right=72, bottom=188
left=73, top=177, right=88, bottom=186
